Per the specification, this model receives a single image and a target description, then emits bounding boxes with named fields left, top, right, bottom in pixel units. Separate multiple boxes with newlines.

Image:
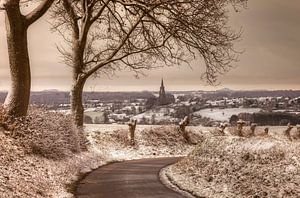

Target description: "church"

left=156, top=78, right=175, bottom=106
left=145, top=79, right=175, bottom=109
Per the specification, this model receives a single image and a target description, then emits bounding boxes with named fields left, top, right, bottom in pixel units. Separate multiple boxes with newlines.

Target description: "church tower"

left=158, top=78, right=167, bottom=105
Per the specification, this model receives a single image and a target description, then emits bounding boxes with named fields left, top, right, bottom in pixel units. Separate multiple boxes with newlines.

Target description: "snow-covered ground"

left=132, top=107, right=177, bottom=123
left=0, top=109, right=105, bottom=198
left=85, top=124, right=152, bottom=132
left=164, top=127, right=300, bottom=197
left=3, top=111, right=296, bottom=198
left=1, top=117, right=204, bottom=198
left=84, top=124, right=203, bottom=160
left=85, top=124, right=214, bottom=135
left=193, top=108, right=261, bottom=121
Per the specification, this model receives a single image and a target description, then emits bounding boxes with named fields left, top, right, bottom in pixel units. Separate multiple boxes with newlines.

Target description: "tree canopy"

left=51, top=0, right=246, bottom=84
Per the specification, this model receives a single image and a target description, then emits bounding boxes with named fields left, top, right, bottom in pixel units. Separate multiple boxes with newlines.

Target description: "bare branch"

left=25, top=0, right=54, bottom=26
left=51, top=0, right=246, bottom=84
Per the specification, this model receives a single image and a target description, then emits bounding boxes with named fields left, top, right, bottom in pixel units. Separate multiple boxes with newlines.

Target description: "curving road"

left=76, top=157, right=184, bottom=198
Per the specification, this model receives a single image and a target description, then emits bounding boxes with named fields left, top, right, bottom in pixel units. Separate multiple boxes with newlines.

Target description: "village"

left=2, top=79, right=298, bottom=126
left=3, top=79, right=297, bottom=126
left=54, top=80, right=300, bottom=126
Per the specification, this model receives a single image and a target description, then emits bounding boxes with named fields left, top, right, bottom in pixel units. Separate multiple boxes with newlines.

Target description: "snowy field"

left=193, top=108, right=262, bottom=121
left=85, top=124, right=214, bottom=134
left=85, top=124, right=152, bottom=132
left=85, top=124, right=289, bottom=137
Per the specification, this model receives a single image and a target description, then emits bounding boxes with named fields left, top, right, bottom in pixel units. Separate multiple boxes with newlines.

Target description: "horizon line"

left=1, top=88, right=300, bottom=93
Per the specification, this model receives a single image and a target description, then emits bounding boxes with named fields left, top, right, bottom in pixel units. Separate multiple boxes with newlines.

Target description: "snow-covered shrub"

left=167, top=136, right=300, bottom=197
left=141, top=126, right=204, bottom=146
left=90, top=125, right=204, bottom=150
left=0, top=107, right=103, bottom=197
left=142, top=126, right=186, bottom=147
left=3, top=107, right=87, bottom=159
left=88, top=125, right=199, bottom=159
left=91, top=129, right=130, bottom=149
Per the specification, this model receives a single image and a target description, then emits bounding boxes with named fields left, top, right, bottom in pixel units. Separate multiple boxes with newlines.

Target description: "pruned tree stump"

left=218, top=122, right=228, bottom=135
left=236, top=119, right=246, bottom=137
left=128, top=119, right=137, bottom=145
left=179, top=116, right=190, bottom=143
left=295, top=125, right=300, bottom=140
left=284, top=123, right=293, bottom=141
left=264, top=127, right=269, bottom=136
left=249, top=123, right=257, bottom=136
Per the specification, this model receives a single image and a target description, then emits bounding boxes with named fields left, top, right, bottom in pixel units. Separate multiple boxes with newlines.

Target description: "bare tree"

left=0, top=0, right=54, bottom=117
left=51, top=0, right=246, bottom=126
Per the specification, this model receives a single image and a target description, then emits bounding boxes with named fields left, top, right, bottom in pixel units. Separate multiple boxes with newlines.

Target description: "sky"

left=0, top=0, right=300, bottom=92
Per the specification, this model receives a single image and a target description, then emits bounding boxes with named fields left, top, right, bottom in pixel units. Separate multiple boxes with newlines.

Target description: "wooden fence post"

left=128, top=119, right=137, bottom=145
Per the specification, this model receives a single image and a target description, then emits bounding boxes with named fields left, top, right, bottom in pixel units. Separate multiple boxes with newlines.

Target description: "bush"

left=170, top=136, right=300, bottom=197
left=1, top=107, right=87, bottom=160
left=84, top=115, right=93, bottom=124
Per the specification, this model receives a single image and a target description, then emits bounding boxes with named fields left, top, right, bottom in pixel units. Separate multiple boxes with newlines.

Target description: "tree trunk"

left=71, top=78, right=86, bottom=127
left=69, top=29, right=89, bottom=126
left=4, top=4, right=31, bottom=117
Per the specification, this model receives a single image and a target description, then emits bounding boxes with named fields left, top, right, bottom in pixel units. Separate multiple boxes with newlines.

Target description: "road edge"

left=159, top=166, right=197, bottom=198
left=73, top=159, right=123, bottom=197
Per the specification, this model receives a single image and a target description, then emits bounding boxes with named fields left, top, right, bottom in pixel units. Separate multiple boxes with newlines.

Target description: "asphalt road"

left=76, top=157, right=184, bottom=198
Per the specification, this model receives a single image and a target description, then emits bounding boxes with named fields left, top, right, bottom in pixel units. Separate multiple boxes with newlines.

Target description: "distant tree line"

left=204, top=90, right=300, bottom=101
left=230, top=112, right=300, bottom=126
left=0, top=91, right=154, bottom=106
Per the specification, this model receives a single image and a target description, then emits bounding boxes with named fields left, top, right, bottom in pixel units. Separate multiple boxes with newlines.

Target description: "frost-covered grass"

left=165, top=128, right=300, bottom=198
left=193, top=108, right=261, bottom=121
left=1, top=112, right=204, bottom=197
left=4, top=110, right=293, bottom=198
left=85, top=124, right=205, bottom=161
left=0, top=108, right=108, bottom=198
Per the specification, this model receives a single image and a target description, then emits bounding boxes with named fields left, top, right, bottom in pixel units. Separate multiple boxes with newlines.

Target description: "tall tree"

left=51, top=0, right=246, bottom=126
left=0, top=0, right=54, bottom=117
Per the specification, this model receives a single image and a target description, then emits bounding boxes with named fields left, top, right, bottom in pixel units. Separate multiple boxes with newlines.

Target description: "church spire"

left=157, top=78, right=175, bottom=106
left=158, top=78, right=166, bottom=105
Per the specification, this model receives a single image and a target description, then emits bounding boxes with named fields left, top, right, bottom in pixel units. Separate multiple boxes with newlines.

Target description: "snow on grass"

left=4, top=109, right=293, bottom=198
left=165, top=130, right=300, bottom=197
left=86, top=125, right=204, bottom=161
left=85, top=124, right=150, bottom=133
left=193, top=108, right=261, bottom=121
left=132, top=107, right=176, bottom=123
left=0, top=108, right=107, bottom=198
left=1, top=109, right=204, bottom=198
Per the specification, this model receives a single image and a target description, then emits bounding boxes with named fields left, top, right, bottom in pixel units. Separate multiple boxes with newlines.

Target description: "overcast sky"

left=0, top=0, right=300, bottom=92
